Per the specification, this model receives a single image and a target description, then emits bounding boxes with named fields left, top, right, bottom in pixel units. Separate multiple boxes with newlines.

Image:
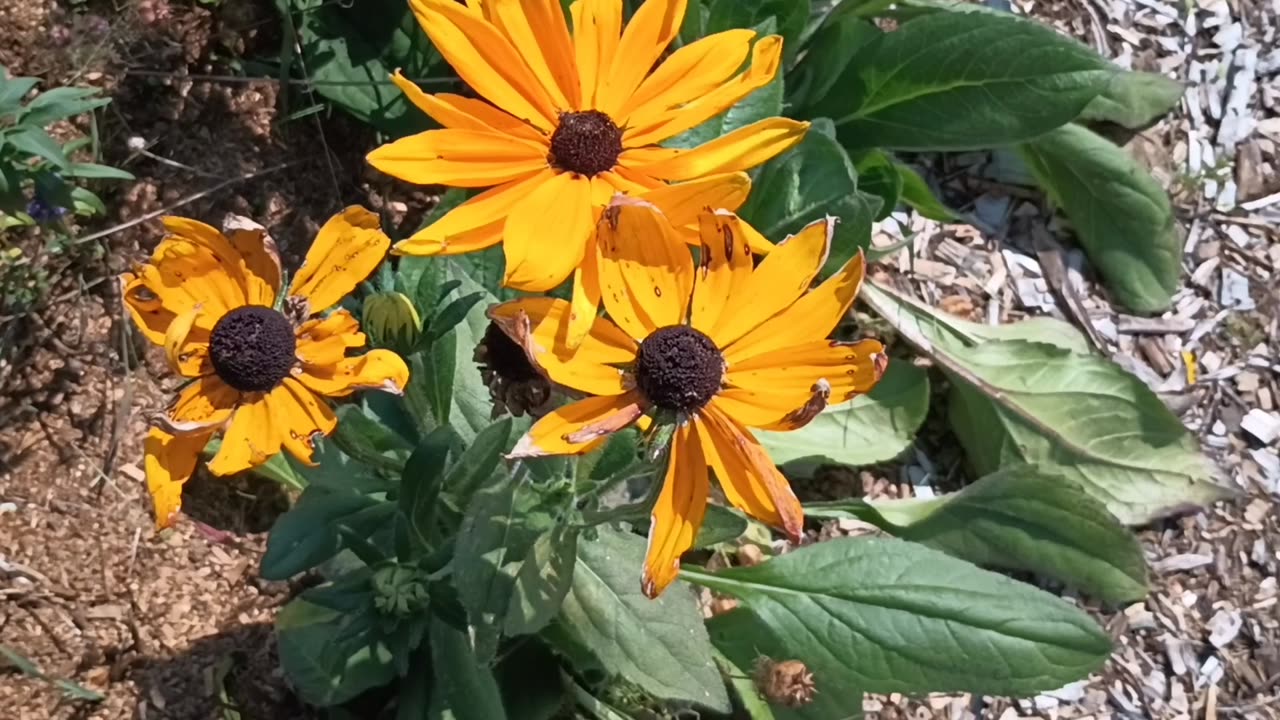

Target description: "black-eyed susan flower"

left=121, top=208, right=410, bottom=528
left=488, top=199, right=888, bottom=597
left=368, top=0, right=807, bottom=345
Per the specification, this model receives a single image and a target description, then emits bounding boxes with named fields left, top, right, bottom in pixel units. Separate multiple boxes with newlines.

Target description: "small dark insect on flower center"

left=480, top=321, right=541, bottom=383
left=209, top=305, right=297, bottom=393
left=548, top=110, right=623, bottom=177
left=635, top=325, right=724, bottom=413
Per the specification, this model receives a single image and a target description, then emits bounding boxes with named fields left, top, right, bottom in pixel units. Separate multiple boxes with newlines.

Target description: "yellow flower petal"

left=596, top=0, right=687, bottom=116
left=295, top=311, right=366, bottom=375
left=690, top=209, right=754, bottom=337
left=408, top=0, right=559, bottom=130
left=503, top=171, right=594, bottom=292
left=624, top=36, right=785, bottom=145
left=290, top=207, right=391, bottom=314
left=488, top=0, right=581, bottom=110
left=637, top=172, right=751, bottom=229
left=596, top=197, right=694, bottom=338
left=166, top=375, right=238, bottom=431
left=267, top=378, right=338, bottom=466
left=207, top=398, right=278, bottom=476
left=395, top=169, right=556, bottom=257
left=567, top=248, right=604, bottom=350
left=488, top=297, right=633, bottom=395
left=297, top=349, right=411, bottom=397
left=508, top=391, right=644, bottom=458
left=144, top=427, right=215, bottom=530
left=162, top=308, right=212, bottom=378
left=222, top=216, right=283, bottom=306
left=366, top=128, right=548, bottom=188
left=120, top=272, right=174, bottom=346
left=135, top=226, right=251, bottom=330
left=697, top=404, right=803, bottom=540
left=389, top=72, right=545, bottom=142
left=726, top=339, right=888, bottom=404
left=725, top=249, right=867, bottom=362
left=569, top=0, right=622, bottom=108
left=620, top=117, right=808, bottom=182
left=641, top=422, right=708, bottom=598
left=621, top=28, right=755, bottom=129
left=706, top=215, right=833, bottom=348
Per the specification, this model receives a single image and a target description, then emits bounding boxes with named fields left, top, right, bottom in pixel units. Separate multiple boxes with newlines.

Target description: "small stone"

left=1207, top=608, right=1243, bottom=647
left=1241, top=409, right=1280, bottom=444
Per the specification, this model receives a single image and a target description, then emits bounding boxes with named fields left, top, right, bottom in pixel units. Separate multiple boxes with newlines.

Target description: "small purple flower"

left=26, top=196, right=67, bottom=224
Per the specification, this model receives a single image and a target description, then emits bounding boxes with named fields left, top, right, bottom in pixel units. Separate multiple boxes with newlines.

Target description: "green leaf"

left=693, top=504, right=749, bottom=548
left=1081, top=70, right=1183, bottom=129
left=853, top=149, right=902, bottom=220
left=505, top=526, right=579, bottom=634
left=896, top=163, right=957, bottom=221
left=69, top=186, right=106, bottom=216
left=550, top=527, right=730, bottom=712
left=276, top=590, right=396, bottom=706
left=704, top=0, right=810, bottom=63
left=412, top=331, right=457, bottom=427
left=332, top=403, right=412, bottom=471
left=399, top=426, right=457, bottom=552
left=61, top=162, right=134, bottom=181
left=443, top=417, right=514, bottom=506
left=261, top=488, right=396, bottom=580
left=758, top=361, right=929, bottom=473
left=18, top=87, right=110, bottom=127
left=808, top=466, right=1148, bottom=603
left=430, top=618, right=509, bottom=720
left=809, top=12, right=1116, bottom=150
left=860, top=282, right=1230, bottom=524
left=682, top=537, right=1112, bottom=695
left=786, top=15, right=880, bottom=114
left=738, top=118, right=881, bottom=277
left=0, top=643, right=104, bottom=702
left=1019, top=123, right=1180, bottom=312
left=0, top=72, right=40, bottom=116
left=5, top=126, right=69, bottom=168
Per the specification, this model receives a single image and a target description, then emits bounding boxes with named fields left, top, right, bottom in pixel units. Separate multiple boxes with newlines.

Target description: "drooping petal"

left=131, top=220, right=256, bottom=331
left=725, top=249, right=867, bottom=361
left=366, top=128, right=548, bottom=188
left=638, top=172, right=751, bottom=229
left=569, top=0, right=622, bottom=108
left=394, top=169, right=556, bottom=257
left=487, top=297, right=633, bottom=396
left=690, top=210, right=754, bottom=336
left=206, top=397, right=279, bottom=476
left=696, top=404, right=803, bottom=540
left=390, top=72, right=546, bottom=142
left=619, top=29, right=755, bottom=127
left=596, top=197, right=694, bottom=338
left=120, top=272, right=175, bottom=346
left=290, top=207, right=391, bottom=314
left=162, top=308, right=213, bottom=378
left=143, top=427, right=215, bottom=530
left=488, top=0, right=581, bottom=110
left=408, top=0, right=559, bottom=130
left=222, top=215, right=283, bottom=306
left=706, top=215, right=833, bottom=348
left=624, top=36, right=785, bottom=145
left=641, top=422, right=708, bottom=598
left=508, top=391, right=645, bottom=458
left=296, top=349, right=411, bottom=398
left=294, top=309, right=367, bottom=368
left=619, top=117, right=808, bottom=182
left=164, top=375, right=239, bottom=432
left=596, top=0, right=687, bottom=117
left=566, top=247, right=603, bottom=350
left=503, top=171, right=593, bottom=292
left=265, top=378, right=338, bottom=466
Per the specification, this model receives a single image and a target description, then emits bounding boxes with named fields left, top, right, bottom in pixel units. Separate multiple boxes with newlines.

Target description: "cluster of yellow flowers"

left=123, top=0, right=887, bottom=598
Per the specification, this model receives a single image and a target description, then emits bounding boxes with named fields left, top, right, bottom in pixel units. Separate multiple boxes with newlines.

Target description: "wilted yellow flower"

left=489, top=200, right=888, bottom=597
left=369, top=0, right=807, bottom=345
left=121, top=208, right=410, bottom=528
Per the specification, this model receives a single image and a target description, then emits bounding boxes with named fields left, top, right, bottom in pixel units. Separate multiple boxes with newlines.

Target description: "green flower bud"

left=363, top=292, right=422, bottom=354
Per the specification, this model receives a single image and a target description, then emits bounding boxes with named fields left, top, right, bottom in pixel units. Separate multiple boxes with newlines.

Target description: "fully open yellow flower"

left=121, top=207, right=410, bottom=528
left=369, top=0, right=807, bottom=343
left=488, top=200, right=888, bottom=597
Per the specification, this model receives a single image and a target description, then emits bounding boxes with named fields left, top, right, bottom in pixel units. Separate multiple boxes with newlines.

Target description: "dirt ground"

left=0, top=1, right=1277, bottom=719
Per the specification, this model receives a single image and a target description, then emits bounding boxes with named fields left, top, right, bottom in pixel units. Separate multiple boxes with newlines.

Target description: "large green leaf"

left=550, top=527, right=730, bottom=712
left=738, top=118, right=881, bottom=277
left=399, top=427, right=456, bottom=553
left=261, top=487, right=395, bottom=580
left=1019, top=123, right=1180, bottom=313
left=758, top=360, right=928, bottom=473
left=807, top=12, right=1116, bottom=150
left=430, top=618, right=509, bottom=720
left=683, top=537, right=1112, bottom=695
left=276, top=587, right=396, bottom=707
left=1081, top=70, right=1183, bottom=129
left=860, top=282, right=1231, bottom=524
left=807, top=466, right=1149, bottom=603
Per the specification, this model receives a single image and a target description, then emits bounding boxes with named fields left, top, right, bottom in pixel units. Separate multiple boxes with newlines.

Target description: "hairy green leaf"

left=1082, top=70, right=1183, bottom=129
left=430, top=618, right=509, bottom=720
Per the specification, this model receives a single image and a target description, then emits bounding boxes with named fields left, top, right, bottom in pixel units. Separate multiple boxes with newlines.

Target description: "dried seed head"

left=753, top=657, right=817, bottom=708
left=209, top=305, right=296, bottom=392
left=475, top=320, right=552, bottom=418
left=634, top=325, right=723, bottom=413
